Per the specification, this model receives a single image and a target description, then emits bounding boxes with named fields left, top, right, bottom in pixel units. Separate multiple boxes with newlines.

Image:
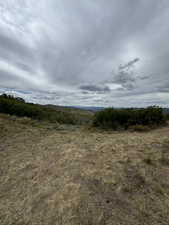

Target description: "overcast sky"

left=0, top=0, right=169, bottom=107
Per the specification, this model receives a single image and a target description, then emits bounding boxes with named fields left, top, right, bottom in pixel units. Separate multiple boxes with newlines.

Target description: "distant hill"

left=163, top=108, right=169, bottom=114
left=0, top=94, right=94, bottom=125
left=44, top=104, right=94, bottom=123
left=45, top=105, right=105, bottom=112
left=72, top=106, right=169, bottom=114
left=70, top=106, right=105, bottom=111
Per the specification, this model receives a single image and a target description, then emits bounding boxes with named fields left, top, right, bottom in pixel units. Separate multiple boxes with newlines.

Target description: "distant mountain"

left=72, top=106, right=105, bottom=111
left=45, top=105, right=105, bottom=112
left=46, top=104, right=169, bottom=114
left=163, top=108, right=169, bottom=114
left=74, top=106, right=169, bottom=114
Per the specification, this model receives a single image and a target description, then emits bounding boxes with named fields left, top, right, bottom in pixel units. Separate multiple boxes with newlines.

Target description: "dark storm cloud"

left=0, top=0, right=169, bottom=106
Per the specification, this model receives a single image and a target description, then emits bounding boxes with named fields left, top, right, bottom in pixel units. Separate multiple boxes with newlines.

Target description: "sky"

left=0, top=0, right=169, bottom=107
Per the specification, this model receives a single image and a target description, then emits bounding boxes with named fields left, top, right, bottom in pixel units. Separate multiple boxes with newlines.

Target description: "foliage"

left=93, top=106, right=166, bottom=130
left=165, top=113, right=169, bottom=120
left=129, top=124, right=151, bottom=132
left=0, top=94, right=76, bottom=124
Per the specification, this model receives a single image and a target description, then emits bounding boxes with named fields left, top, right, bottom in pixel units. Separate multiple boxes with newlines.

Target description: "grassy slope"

left=0, top=94, right=94, bottom=125
left=0, top=114, right=169, bottom=225
left=44, top=104, right=94, bottom=124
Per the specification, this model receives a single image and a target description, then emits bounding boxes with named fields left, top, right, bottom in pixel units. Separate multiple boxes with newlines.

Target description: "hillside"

left=44, top=104, right=94, bottom=124
left=0, top=113, right=169, bottom=225
left=0, top=94, right=94, bottom=125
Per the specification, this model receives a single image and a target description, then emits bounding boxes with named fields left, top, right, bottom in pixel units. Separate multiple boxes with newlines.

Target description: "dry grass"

left=0, top=113, right=169, bottom=225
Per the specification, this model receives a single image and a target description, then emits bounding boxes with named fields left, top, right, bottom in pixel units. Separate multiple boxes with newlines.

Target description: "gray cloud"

left=0, top=32, right=33, bottom=62
left=107, top=58, right=140, bottom=91
left=0, top=0, right=169, bottom=107
left=119, top=58, right=140, bottom=70
left=79, top=84, right=110, bottom=93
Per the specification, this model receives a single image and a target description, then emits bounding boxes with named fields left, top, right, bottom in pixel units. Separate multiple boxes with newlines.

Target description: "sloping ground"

left=0, top=95, right=94, bottom=125
left=44, top=104, right=94, bottom=124
left=0, top=114, right=169, bottom=225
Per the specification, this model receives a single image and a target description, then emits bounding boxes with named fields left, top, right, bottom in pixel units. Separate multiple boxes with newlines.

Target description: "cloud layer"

left=0, top=0, right=169, bottom=107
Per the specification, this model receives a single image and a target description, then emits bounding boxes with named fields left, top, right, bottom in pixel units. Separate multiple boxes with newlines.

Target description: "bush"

left=166, top=114, right=169, bottom=120
left=0, top=94, right=76, bottom=124
left=129, top=125, right=151, bottom=132
left=93, top=106, right=166, bottom=130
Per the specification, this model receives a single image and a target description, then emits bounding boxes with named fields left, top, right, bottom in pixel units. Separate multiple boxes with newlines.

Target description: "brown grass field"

left=0, top=113, right=169, bottom=225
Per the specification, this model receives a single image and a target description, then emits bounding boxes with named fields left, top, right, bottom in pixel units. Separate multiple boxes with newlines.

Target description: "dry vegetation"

left=0, top=113, right=169, bottom=225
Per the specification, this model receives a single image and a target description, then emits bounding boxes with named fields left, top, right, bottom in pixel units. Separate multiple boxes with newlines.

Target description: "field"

left=0, top=113, right=169, bottom=225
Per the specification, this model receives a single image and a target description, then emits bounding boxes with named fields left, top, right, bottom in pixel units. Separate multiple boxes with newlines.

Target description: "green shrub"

left=0, top=94, right=75, bottom=124
left=166, top=114, right=169, bottom=120
left=129, top=124, right=151, bottom=132
left=93, top=106, right=166, bottom=130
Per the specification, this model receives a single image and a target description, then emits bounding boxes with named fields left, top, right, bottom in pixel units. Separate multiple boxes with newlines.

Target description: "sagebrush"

left=93, top=107, right=166, bottom=129
left=0, top=94, right=76, bottom=124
